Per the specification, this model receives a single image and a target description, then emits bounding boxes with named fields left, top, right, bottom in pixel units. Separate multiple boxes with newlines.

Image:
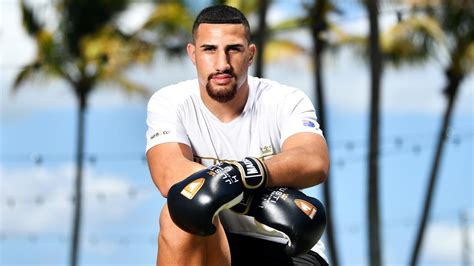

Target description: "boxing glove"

left=232, top=187, right=327, bottom=257
left=167, top=157, right=268, bottom=236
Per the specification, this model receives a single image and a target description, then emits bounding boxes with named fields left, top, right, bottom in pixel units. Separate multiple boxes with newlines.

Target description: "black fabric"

left=226, top=232, right=329, bottom=266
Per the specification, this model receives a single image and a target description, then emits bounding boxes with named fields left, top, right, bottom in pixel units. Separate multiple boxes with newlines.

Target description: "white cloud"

left=0, top=165, right=151, bottom=233
left=116, top=2, right=155, bottom=34
left=424, top=221, right=474, bottom=264
left=0, top=2, right=35, bottom=66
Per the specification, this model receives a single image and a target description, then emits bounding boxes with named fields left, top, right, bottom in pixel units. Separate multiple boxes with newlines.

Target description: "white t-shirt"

left=146, top=76, right=327, bottom=261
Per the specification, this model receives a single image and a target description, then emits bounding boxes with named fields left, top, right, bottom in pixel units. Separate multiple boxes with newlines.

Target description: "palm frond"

left=271, top=17, right=310, bottom=33
left=60, top=0, right=129, bottom=56
left=80, top=26, right=155, bottom=80
left=381, top=15, right=444, bottom=67
left=12, top=62, right=41, bottom=91
left=20, top=0, right=43, bottom=36
left=326, top=24, right=367, bottom=58
left=114, top=77, right=150, bottom=98
left=460, top=42, right=474, bottom=73
left=223, top=0, right=258, bottom=15
left=142, top=3, right=193, bottom=32
left=264, top=39, right=306, bottom=63
left=326, top=24, right=366, bottom=48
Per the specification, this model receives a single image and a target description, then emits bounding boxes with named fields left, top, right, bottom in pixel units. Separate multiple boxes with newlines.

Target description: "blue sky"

left=1, top=1, right=473, bottom=265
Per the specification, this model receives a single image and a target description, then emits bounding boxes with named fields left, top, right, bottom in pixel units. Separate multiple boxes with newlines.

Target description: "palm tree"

left=338, top=2, right=403, bottom=264
left=396, top=1, right=474, bottom=265
left=15, top=1, right=154, bottom=265
left=303, top=0, right=341, bottom=264
left=365, top=0, right=384, bottom=264
left=351, top=0, right=473, bottom=264
left=254, top=0, right=269, bottom=78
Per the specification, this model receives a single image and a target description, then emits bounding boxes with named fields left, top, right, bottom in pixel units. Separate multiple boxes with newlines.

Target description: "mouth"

left=210, top=73, right=234, bottom=85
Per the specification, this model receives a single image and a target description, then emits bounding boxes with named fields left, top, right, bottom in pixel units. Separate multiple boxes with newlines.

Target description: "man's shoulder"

left=148, top=79, right=199, bottom=105
left=249, top=76, right=307, bottom=102
left=154, top=79, right=199, bottom=98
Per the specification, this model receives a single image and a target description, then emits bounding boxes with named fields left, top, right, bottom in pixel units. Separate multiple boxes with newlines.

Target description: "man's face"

left=187, top=23, right=255, bottom=103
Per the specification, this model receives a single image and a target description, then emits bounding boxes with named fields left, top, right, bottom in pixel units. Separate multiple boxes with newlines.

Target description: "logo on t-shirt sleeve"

left=150, top=130, right=171, bottom=140
left=302, top=120, right=316, bottom=128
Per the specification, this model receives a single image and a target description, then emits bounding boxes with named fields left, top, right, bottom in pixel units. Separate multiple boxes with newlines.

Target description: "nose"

left=215, top=50, right=230, bottom=72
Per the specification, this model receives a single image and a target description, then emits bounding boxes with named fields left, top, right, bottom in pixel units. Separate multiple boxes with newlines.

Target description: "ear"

left=187, top=43, right=196, bottom=65
left=248, top=44, right=256, bottom=65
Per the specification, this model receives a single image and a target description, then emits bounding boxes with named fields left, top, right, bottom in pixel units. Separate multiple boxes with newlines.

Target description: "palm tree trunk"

left=314, top=35, right=339, bottom=266
left=311, top=0, right=339, bottom=265
left=366, top=0, right=383, bottom=265
left=409, top=69, right=462, bottom=266
left=70, top=90, right=87, bottom=266
left=254, top=0, right=268, bottom=78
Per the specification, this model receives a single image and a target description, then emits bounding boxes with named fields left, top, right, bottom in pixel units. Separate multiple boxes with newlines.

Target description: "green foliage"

left=20, top=0, right=42, bottom=36
left=141, top=2, right=194, bottom=55
left=381, top=16, right=443, bottom=67
left=271, top=17, right=310, bottom=33
left=264, top=39, right=307, bottom=63
left=59, top=0, right=129, bottom=56
left=338, top=0, right=474, bottom=74
left=14, top=0, right=156, bottom=99
left=222, top=0, right=258, bottom=15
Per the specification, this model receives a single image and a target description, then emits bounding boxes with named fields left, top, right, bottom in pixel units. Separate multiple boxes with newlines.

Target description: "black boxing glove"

left=167, top=157, right=268, bottom=236
left=232, top=187, right=327, bottom=257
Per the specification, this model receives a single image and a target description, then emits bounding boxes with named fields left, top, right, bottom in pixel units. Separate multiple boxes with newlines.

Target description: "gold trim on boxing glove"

left=180, top=178, right=205, bottom=200
left=254, top=157, right=269, bottom=188
left=230, top=157, right=268, bottom=190
left=294, top=199, right=317, bottom=219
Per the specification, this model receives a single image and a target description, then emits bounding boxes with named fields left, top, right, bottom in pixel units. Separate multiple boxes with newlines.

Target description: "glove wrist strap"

left=231, top=157, right=268, bottom=190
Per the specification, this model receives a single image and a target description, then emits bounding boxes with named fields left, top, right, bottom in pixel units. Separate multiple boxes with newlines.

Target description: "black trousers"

left=226, top=233, right=329, bottom=266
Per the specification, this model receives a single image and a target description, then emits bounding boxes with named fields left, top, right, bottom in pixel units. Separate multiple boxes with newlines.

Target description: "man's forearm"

left=264, top=147, right=328, bottom=189
left=147, top=143, right=206, bottom=197
left=155, top=159, right=206, bottom=197
left=264, top=133, right=329, bottom=189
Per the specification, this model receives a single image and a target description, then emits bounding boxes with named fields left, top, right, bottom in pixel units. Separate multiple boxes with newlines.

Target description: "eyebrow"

left=199, top=44, right=245, bottom=50
left=200, top=44, right=216, bottom=49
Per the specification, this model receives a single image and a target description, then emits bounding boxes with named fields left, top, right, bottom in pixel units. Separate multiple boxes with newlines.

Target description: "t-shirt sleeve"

left=145, top=90, right=190, bottom=152
left=279, top=89, right=323, bottom=144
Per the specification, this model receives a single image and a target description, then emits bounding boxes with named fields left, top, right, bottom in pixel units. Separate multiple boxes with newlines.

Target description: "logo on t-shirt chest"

left=260, top=145, right=273, bottom=158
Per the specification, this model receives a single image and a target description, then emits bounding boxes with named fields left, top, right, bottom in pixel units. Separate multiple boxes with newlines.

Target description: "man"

left=146, top=4, right=329, bottom=266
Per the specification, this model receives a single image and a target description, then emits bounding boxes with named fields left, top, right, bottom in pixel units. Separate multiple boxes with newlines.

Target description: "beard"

left=205, top=72, right=238, bottom=103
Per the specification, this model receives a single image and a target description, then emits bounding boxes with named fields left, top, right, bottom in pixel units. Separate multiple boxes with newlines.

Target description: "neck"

left=201, top=82, right=249, bottom=123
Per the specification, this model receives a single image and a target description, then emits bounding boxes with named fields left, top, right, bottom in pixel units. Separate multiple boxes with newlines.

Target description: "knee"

left=158, top=204, right=176, bottom=235
left=158, top=204, right=204, bottom=249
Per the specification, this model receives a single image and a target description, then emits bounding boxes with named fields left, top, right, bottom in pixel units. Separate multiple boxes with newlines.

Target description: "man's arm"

left=264, top=132, right=329, bottom=189
left=146, top=142, right=205, bottom=198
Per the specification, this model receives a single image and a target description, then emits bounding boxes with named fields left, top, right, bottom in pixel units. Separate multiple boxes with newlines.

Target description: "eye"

left=227, top=46, right=243, bottom=54
left=202, top=46, right=216, bottom=52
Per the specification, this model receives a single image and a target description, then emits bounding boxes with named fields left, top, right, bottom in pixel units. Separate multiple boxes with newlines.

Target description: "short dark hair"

left=192, top=5, right=251, bottom=43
